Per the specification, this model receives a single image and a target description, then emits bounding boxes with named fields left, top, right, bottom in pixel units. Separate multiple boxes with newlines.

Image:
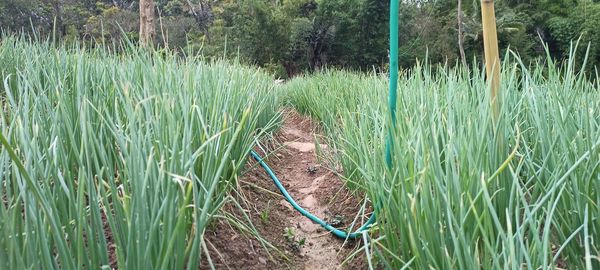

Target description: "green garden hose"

left=249, top=0, right=399, bottom=239
left=250, top=151, right=376, bottom=239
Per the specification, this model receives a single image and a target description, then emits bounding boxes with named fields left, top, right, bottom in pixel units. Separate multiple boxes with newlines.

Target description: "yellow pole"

left=480, top=0, right=500, bottom=119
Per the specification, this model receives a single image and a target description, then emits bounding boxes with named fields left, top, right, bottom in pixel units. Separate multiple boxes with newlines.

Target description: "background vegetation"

left=1, top=0, right=599, bottom=77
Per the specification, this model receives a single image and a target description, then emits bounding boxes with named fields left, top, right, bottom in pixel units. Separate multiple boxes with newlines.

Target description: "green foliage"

left=0, top=37, right=280, bottom=269
left=0, top=0, right=52, bottom=34
left=1, top=0, right=598, bottom=73
left=548, top=2, right=600, bottom=69
left=260, top=201, right=271, bottom=224
left=84, top=5, right=138, bottom=45
left=222, top=0, right=288, bottom=67
left=285, top=52, right=600, bottom=269
left=282, top=227, right=305, bottom=251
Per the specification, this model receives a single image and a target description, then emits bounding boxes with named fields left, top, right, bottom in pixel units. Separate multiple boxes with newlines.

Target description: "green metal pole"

left=386, top=0, right=399, bottom=167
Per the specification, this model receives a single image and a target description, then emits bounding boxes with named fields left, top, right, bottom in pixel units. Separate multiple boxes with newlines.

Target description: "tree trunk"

left=457, top=0, right=467, bottom=67
left=187, top=0, right=213, bottom=42
left=139, top=0, right=155, bottom=47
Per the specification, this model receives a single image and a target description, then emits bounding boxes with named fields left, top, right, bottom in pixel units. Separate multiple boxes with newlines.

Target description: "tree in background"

left=457, top=0, right=467, bottom=66
left=0, top=0, right=598, bottom=76
left=84, top=2, right=138, bottom=46
left=0, top=0, right=52, bottom=35
left=547, top=1, right=600, bottom=70
left=139, top=0, right=155, bottom=46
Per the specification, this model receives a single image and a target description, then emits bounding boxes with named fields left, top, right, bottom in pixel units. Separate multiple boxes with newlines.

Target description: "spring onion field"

left=286, top=56, right=599, bottom=269
left=0, top=38, right=279, bottom=269
left=0, top=37, right=598, bottom=269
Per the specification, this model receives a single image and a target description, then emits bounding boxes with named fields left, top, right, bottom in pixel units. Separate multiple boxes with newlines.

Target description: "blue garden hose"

left=249, top=0, right=399, bottom=240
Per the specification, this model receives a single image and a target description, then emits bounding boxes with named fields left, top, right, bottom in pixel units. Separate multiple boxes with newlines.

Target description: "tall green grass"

left=286, top=53, right=599, bottom=269
left=0, top=37, right=279, bottom=269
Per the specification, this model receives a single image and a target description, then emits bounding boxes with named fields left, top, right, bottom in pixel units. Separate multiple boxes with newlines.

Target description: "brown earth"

left=203, top=110, right=372, bottom=270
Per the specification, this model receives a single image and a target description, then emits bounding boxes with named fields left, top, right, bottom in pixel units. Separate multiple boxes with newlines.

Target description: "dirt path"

left=278, top=114, right=348, bottom=270
left=204, top=110, right=368, bottom=270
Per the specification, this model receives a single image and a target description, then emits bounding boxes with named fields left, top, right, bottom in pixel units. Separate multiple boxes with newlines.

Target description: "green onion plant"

left=286, top=49, right=599, bottom=269
left=0, top=37, right=280, bottom=269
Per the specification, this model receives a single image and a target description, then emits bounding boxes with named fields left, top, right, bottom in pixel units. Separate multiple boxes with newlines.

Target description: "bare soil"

left=204, top=110, right=370, bottom=270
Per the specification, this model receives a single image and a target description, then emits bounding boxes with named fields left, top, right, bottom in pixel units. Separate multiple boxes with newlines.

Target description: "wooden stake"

left=480, top=0, right=500, bottom=119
